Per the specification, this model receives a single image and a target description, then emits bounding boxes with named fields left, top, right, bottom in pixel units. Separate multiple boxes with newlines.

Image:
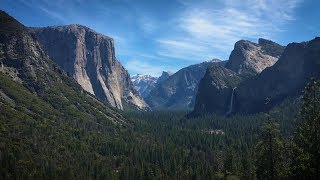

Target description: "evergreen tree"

left=223, top=145, right=238, bottom=179
left=241, top=147, right=255, bottom=180
left=293, top=79, right=320, bottom=179
left=255, top=119, right=284, bottom=180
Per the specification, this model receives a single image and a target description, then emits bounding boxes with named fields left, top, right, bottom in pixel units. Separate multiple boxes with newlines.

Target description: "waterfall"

left=227, top=87, right=237, bottom=115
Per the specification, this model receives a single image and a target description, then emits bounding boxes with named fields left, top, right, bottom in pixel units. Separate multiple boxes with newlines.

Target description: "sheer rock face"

left=225, top=38, right=285, bottom=75
left=146, top=60, right=223, bottom=110
left=192, top=65, right=242, bottom=116
left=30, top=25, right=148, bottom=110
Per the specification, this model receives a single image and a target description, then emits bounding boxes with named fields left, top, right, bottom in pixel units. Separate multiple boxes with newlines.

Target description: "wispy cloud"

left=18, top=0, right=72, bottom=23
left=158, top=0, right=302, bottom=60
left=156, top=39, right=216, bottom=61
left=139, top=16, right=157, bottom=33
left=37, top=6, right=68, bottom=23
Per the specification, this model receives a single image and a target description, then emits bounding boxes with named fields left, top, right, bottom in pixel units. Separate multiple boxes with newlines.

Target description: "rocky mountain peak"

left=0, top=10, right=25, bottom=34
left=225, top=39, right=285, bottom=75
left=157, top=71, right=172, bottom=83
left=212, top=58, right=221, bottom=62
left=206, top=58, right=221, bottom=63
left=234, top=40, right=257, bottom=50
left=258, top=38, right=276, bottom=46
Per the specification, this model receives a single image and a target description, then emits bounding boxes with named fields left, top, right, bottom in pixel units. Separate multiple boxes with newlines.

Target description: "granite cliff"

left=225, top=38, right=285, bottom=76
left=30, top=25, right=148, bottom=110
left=0, top=10, right=126, bottom=123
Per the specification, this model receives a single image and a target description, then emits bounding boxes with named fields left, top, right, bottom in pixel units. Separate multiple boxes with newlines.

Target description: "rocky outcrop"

left=146, top=59, right=223, bottom=110
left=156, top=71, right=172, bottom=84
left=225, top=38, right=285, bottom=76
left=192, top=65, right=242, bottom=115
left=192, top=37, right=320, bottom=115
left=234, top=37, right=320, bottom=114
left=0, top=10, right=61, bottom=92
left=30, top=25, right=148, bottom=110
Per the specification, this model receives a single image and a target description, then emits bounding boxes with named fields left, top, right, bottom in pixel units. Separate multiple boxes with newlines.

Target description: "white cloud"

left=37, top=6, right=68, bottom=23
left=156, top=39, right=217, bottom=61
left=158, top=0, right=302, bottom=61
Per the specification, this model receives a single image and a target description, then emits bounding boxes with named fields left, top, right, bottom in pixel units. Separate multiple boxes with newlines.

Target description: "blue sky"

left=1, top=0, right=319, bottom=76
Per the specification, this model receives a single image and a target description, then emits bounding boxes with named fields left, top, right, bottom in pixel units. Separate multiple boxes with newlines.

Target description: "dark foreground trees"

left=292, top=79, right=320, bottom=179
left=255, top=120, right=284, bottom=180
left=255, top=79, right=320, bottom=179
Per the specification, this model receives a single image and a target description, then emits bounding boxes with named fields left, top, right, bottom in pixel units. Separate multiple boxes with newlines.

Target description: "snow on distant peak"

left=131, top=74, right=158, bottom=98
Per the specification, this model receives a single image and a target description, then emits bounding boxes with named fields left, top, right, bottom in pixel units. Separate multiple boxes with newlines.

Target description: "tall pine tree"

left=255, top=117, right=284, bottom=180
left=293, top=79, right=320, bottom=179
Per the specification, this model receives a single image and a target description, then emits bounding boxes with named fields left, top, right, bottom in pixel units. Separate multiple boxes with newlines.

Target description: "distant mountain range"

left=141, top=38, right=286, bottom=112
left=145, top=59, right=224, bottom=110
left=131, top=71, right=172, bottom=98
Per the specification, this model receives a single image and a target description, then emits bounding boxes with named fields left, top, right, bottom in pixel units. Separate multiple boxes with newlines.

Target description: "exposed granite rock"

left=146, top=60, right=223, bottom=110
left=225, top=39, right=285, bottom=75
left=30, top=25, right=148, bottom=110
left=234, top=37, right=320, bottom=114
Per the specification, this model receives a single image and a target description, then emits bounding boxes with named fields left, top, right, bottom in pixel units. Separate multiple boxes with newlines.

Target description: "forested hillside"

left=2, top=66, right=312, bottom=179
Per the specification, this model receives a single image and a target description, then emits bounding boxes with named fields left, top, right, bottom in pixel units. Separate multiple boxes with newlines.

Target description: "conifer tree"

left=255, top=118, right=284, bottom=180
left=293, top=79, right=320, bottom=179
